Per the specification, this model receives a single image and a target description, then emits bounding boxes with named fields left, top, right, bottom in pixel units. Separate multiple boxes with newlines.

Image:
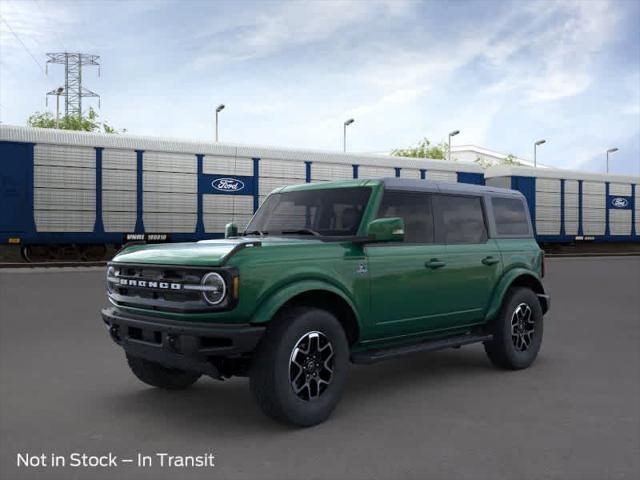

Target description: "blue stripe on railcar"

left=0, top=141, right=35, bottom=241
left=94, top=147, right=104, bottom=234
left=457, top=172, right=484, bottom=185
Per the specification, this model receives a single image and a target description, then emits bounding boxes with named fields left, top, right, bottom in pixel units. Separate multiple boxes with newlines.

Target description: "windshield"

left=245, top=187, right=372, bottom=237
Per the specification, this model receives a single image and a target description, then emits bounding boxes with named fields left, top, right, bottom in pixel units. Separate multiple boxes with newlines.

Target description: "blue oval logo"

left=611, top=197, right=629, bottom=208
left=212, top=178, right=245, bottom=192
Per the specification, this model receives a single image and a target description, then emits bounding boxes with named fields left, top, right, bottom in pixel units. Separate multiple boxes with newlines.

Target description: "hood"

left=112, top=236, right=323, bottom=267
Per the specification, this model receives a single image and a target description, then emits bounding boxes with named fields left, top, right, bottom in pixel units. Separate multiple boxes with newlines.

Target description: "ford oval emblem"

left=212, top=178, right=245, bottom=192
left=611, top=197, right=629, bottom=208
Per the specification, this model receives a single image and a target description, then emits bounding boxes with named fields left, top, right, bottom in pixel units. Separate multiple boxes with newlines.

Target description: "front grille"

left=107, top=263, right=235, bottom=313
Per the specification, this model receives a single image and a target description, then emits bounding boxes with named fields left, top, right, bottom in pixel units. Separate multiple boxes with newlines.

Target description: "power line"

left=0, top=14, right=46, bottom=75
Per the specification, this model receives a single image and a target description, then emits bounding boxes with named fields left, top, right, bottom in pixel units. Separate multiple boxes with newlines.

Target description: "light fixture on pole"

left=606, top=148, right=618, bottom=173
left=533, top=139, right=546, bottom=167
left=215, top=104, right=225, bottom=142
left=448, top=130, right=460, bottom=161
left=343, top=118, right=355, bottom=152
left=55, top=87, right=64, bottom=128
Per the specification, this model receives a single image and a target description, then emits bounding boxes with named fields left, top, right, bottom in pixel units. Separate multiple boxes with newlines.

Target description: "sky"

left=0, top=0, right=639, bottom=175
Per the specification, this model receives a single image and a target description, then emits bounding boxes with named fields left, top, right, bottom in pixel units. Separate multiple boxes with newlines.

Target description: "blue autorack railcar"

left=0, top=125, right=485, bottom=260
left=485, top=165, right=639, bottom=244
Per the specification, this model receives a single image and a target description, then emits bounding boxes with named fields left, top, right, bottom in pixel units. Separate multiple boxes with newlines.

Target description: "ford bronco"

left=102, top=178, right=549, bottom=426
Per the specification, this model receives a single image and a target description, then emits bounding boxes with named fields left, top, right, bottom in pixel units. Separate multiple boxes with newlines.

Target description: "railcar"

left=0, top=125, right=485, bottom=260
left=485, top=165, right=639, bottom=245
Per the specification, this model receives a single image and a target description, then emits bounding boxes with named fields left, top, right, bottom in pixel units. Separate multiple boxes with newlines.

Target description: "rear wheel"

left=126, top=354, right=201, bottom=390
left=484, top=287, right=544, bottom=370
left=249, top=307, right=349, bottom=427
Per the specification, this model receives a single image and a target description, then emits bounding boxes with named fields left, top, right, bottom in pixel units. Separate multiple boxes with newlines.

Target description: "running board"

left=350, top=333, right=493, bottom=365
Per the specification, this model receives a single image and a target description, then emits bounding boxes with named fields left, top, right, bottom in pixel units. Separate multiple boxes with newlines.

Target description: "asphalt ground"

left=1, top=257, right=639, bottom=480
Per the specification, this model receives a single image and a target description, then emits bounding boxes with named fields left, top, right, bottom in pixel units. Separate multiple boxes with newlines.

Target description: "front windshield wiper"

left=280, top=228, right=322, bottom=237
left=243, top=230, right=268, bottom=236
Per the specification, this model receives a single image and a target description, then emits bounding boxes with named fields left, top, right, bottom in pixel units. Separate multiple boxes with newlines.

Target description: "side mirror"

left=225, top=222, right=239, bottom=238
left=366, top=217, right=405, bottom=243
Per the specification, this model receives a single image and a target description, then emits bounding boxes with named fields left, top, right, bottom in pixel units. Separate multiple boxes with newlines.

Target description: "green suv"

left=102, top=178, right=549, bottom=426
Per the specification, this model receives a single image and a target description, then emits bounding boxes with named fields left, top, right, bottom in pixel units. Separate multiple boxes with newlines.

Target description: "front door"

left=366, top=190, right=451, bottom=341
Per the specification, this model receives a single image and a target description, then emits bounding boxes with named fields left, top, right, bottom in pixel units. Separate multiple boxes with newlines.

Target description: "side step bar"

left=350, top=333, right=493, bottom=365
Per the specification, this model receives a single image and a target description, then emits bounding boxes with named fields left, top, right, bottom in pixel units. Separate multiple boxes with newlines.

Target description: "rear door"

left=366, top=190, right=450, bottom=340
left=433, top=194, right=502, bottom=327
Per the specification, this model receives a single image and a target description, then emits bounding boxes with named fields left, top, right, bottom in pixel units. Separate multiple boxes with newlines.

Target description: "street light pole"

left=448, top=130, right=460, bottom=162
left=343, top=118, right=354, bottom=152
left=55, top=87, right=64, bottom=128
left=534, top=139, right=546, bottom=167
left=215, top=104, right=225, bottom=142
left=606, top=148, right=618, bottom=173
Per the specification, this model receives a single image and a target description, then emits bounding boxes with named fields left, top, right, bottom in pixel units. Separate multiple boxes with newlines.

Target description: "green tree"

left=391, top=138, right=449, bottom=160
left=27, top=107, right=126, bottom=134
left=474, top=153, right=522, bottom=168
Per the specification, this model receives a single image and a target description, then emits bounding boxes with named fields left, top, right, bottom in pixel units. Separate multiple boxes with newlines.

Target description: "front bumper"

left=101, top=307, right=265, bottom=376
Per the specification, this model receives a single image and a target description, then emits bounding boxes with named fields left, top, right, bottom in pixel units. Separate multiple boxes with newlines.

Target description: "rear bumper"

left=101, top=307, right=265, bottom=376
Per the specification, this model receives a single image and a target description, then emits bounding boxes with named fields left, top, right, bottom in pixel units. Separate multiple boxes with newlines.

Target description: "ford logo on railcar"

left=611, top=197, right=629, bottom=208
left=212, top=178, right=245, bottom=192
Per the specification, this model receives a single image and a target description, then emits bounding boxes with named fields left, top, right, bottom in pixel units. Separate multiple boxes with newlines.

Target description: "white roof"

left=0, top=125, right=484, bottom=174
left=485, top=164, right=639, bottom=184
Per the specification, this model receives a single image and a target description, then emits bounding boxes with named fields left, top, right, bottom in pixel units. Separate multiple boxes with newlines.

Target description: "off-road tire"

left=126, top=354, right=201, bottom=390
left=249, top=307, right=349, bottom=427
left=484, top=287, right=544, bottom=370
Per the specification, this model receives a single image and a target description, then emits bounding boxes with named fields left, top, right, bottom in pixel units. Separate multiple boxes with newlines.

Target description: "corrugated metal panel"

left=536, top=221, right=560, bottom=235
left=144, top=192, right=197, bottom=213
left=535, top=178, right=561, bottom=193
left=565, top=221, right=578, bottom=235
left=565, top=207, right=579, bottom=234
left=310, top=162, right=353, bottom=181
left=143, top=171, right=197, bottom=193
left=636, top=188, right=640, bottom=234
left=583, top=194, right=605, bottom=209
left=143, top=151, right=197, bottom=173
left=103, top=149, right=136, bottom=170
left=609, top=209, right=631, bottom=235
left=427, top=170, right=457, bottom=182
left=103, top=190, right=136, bottom=212
left=204, top=214, right=253, bottom=233
left=103, top=211, right=136, bottom=232
left=103, top=168, right=136, bottom=191
left=565, top=180, right=578, bottom=194
left=582, top=181, right=605, bottom=195
left=259, top=159, right=306, bottom=179
left=536, top=191, right=561, bottom=207
left=34, top=188, right=95, bottom=211
left=358, top=166, right=396, bottom=179
left=203, top=156, right=253, bottom=176
left=609, top=183, right=631, bottom=196
left=34, top=144, right=95, bottom=168
left=485, top=164, right=639, bottom=185
left=34, top=165, right=96, bottom=190
left=259, top=177, right=305, bottom=197
left=536, top=206, right=560, bottom=234
left=34, top=210, right=95, bottom=232
left=583, top=209, right=606, bottom=222
left=144, top=213, right=196, bottom=232
left=399, top=168, right=422, bottom=179
left=583, top=222, right=605, bottom=235
left=203, top=195, right=254, bottom=215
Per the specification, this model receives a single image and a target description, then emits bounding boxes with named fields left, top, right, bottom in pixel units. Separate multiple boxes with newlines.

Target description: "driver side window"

left=376, top=190, right=434, bottom=244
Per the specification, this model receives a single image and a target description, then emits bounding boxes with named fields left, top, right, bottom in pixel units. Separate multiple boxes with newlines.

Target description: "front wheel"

left=249, top=307, right=349, bottom=427
left=484, top=287, right=544, bottom=370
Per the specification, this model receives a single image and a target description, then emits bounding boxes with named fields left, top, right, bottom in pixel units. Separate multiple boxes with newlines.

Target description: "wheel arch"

left=251, top=281, right=361, bottom=346
left=485, top=269, right=548, bottom=322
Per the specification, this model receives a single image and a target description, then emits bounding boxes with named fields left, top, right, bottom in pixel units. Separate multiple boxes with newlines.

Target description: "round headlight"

left=201, top=272, right=226, bottom=305
left=106, top=266, right=116, bottom=294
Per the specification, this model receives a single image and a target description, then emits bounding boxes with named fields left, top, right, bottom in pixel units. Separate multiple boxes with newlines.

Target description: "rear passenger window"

left=492, top=197, right=530, bottom=235
left=435, top=195, right=487, bottom=244
left=377, top=190, right=434, bottom=243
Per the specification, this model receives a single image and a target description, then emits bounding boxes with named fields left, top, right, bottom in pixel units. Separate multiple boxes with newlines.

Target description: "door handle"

left=482, top=256, right=500, bottom=266
left=425, top=259, right=446, bottom=269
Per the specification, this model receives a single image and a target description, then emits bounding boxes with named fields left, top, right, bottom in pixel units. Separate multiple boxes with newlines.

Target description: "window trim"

left=433, top=193, right=490, bottom=245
